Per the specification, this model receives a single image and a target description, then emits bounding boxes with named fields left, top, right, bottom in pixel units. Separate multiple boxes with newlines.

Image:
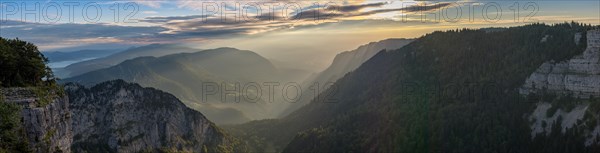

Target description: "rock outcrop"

left=65, top=80, right=243, bottom=153
left=1, top=88, right=73, bottom=153
left=528, top=103, right=588, bottom=137
left=524, top=29, right=600, bottom=146
left=520, top=30, right=600, bottom=98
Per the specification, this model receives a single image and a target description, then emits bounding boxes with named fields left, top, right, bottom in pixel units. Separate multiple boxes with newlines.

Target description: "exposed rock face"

left=1, top=88, right=73, bottom=153
left=529, top=103, right=587, bottom=137
left=575, top=32, right=583, bottom=45
left=65, top=80, right=242, bottom=153
left=524, top=29, right=600, bottom=146
left=521, top=30, right=600, bottom=98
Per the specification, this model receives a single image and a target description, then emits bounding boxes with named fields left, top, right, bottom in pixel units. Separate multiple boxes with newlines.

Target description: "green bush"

left=0, top=96, right=30, bottom=152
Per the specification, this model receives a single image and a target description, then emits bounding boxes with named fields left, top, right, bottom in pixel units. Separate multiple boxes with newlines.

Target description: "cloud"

left=399, top=2, right=453, bottom=13
left=0, top=20, right=167, bottom=49
left=1, top=21, right=165, bottom=39
left=141, top=13, right=283, bottom=24
left=291, top=2, right=452, bottom=20
left=325, top=2, right=387, bottom=12
left=130, top=0, right=162, bottom=8
left=142, top=11, right=159, bottom=14
left=133, top=2, right=453, bottom=42
left=140, top=15, right=210, bottom=23
left=122, top=2, right=454, bottom=42
left=0, top=2, right=456, bottom=50
left=290, top=9, right=343, bottom=20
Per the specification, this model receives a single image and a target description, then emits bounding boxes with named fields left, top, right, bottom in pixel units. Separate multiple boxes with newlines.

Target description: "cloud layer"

left=3, top=1, right=452, bottom=49
left=1, top=0, right=597, bottom=51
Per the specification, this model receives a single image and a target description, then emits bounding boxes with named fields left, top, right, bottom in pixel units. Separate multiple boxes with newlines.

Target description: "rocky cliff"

left=520, top=29, right=600, bottom=98
left=64, top=80, right=243, bottom=153
left=1, top=88, right=73, bottom=153
left=523, top=29, right=600, bottom=146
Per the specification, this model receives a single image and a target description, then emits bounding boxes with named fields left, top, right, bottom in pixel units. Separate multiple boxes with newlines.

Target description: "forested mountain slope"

left=280, top=38, right=413, bottom=117
left=282, top=23, right=598, bottom=153
left=227, top=23, right=600, bottom=153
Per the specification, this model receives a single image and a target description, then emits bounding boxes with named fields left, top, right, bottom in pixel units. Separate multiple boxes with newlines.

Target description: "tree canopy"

left=0, top=37, right=56, bottom=87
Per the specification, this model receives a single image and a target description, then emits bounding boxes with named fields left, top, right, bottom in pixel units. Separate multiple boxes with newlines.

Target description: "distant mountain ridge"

left=278, top=38, right=413, bottom=117
left=63, top=47, right=283, bottom=125
left=43, top=49, right=123, bottom=63
left=62, top=44, right=200, bottom=77
left=318, top=38, right=414, bottom=82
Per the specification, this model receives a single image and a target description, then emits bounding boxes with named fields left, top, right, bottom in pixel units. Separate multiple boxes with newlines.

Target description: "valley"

left=3, top=22, right=600, bottom=153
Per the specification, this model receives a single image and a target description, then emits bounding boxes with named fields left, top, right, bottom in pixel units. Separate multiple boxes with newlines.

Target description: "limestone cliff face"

left=65, top=80, right=242, bottom=153
left=524, top=29, right=600, bottom=146
left=1, top=88, right=73, bottom=153
left=520, top=30, right=600, bottom=98
left=528, top=103, right=588, bottom=136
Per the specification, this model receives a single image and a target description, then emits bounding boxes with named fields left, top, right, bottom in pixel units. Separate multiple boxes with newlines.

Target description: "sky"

left=0, top=0, right=599, bottom=71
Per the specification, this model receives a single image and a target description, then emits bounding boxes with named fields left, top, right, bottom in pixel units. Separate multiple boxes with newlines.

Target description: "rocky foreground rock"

left=65, top=80, right=243, bottom=152
left=2, top=80, right=244, bottom=153
left=1, top=88, right=73, bottom=153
